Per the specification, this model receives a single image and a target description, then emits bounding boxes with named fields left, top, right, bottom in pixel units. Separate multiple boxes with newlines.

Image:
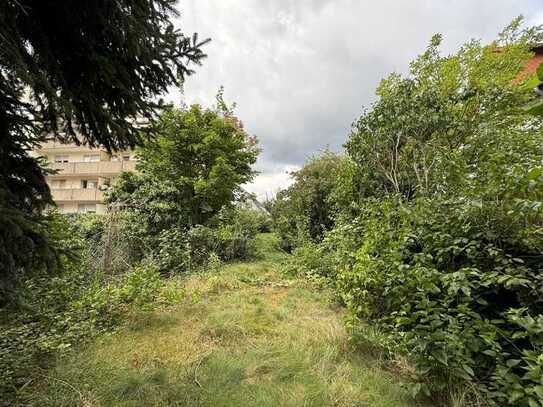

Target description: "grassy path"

left=27, top=235, right=423, bottom=407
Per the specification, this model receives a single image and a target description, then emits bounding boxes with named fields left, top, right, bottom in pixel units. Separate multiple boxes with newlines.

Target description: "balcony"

left=38, top=140, right=98, bottom=152
left=48, top=160, right=136, bottom=176
left=51, top=188, right=105, bottom=202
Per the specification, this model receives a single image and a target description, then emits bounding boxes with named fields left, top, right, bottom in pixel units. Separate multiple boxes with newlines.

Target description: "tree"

left=0, top=0, right=209, bottom=300
left=107, top=104, right=259, bottom=234
left=345, top=23, right=541, bottom=202
left=332, top=20, right=543, bottom=404
left=271, top=150, right=344, bottom=249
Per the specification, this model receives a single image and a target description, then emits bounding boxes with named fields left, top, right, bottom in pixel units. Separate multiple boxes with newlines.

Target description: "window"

left=51, top=179, right=67, bottom=189
left=54, top=155, right=69, bottom=163
left=122, top=155, right=131, bottom=161
left=110, top=155, right=120, bottom=161
left=81, top=179, right=98, bottom=189
left=78, top=204, right=96, bottom=214
left=83, top=154, right=100, bottom=162
left=98, top=178, right=111, bottom=190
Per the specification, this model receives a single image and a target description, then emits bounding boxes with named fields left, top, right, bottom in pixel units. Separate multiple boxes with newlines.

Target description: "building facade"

left=34, top=139, right=136, bottom=214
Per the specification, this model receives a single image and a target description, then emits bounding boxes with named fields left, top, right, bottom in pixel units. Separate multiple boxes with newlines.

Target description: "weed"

left=21, top=234, right=428, bottom=407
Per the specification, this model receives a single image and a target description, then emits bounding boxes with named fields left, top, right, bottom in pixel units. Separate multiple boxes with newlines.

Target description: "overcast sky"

left=175, top=1, right=543, bottom=199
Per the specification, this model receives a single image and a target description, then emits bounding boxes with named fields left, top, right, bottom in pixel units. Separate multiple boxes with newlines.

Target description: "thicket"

left=274, top=19, right=543, bottom=406
left=0, top=99, right=268, bottom=404
left=268, top=150, right=344, bottom=251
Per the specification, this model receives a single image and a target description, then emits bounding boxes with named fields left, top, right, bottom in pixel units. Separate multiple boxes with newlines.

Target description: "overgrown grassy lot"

left=23, top=235, right=424, bottom=407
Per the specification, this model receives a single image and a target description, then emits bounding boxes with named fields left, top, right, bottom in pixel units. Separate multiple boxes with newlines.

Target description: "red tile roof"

left=515, top=47, right=543, bottom=83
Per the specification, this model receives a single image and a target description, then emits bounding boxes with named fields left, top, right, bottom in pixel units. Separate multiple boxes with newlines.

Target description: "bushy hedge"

left=0, top=257, right=175, bottom=401
left=285, top=21, right=543, bottom=405
left=291, top=192, right=543, bottom=404
left=130, top=205, right=263, bottom=274
left=326, top=196, right=542, bottom=405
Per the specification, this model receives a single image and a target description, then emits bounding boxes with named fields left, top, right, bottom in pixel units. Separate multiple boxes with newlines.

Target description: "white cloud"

left=243, top=164, right=299, bottom=201
left=175, top=0, right=542, bottom=199
left=529, top=9, right=543, bottom=25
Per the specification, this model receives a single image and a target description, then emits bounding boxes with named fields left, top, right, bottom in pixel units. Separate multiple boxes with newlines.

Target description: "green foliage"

left=94, top=204, right=264, bottom=276
left=103, top=104, right=260, bottom=275
left=288, top=19, right=543, bottom=405
left=183, top=206, right=262, bottom=267
left=212, top=206, right=263, bottom=260
left=68, top=214, right=107, bottom=244
left=153, top=228, right=191, bottom=275
left=336, top=197, right=543, bottom=405
left=107, top=105, right=259, bottom=228
left=269, top=150, right=344, bottom=251
left=344, top=26, right=537, bottom=201
left=0, top=254, right=182, bottom=402
left=0, top=265, right=121, bottom=400
left=119, top=264, right=164, bottom=308
left=0, top=0, right=209, bottom=298
left=537, top=62, right=543, bottom=82
left=0, top=153, right=54, bottom=302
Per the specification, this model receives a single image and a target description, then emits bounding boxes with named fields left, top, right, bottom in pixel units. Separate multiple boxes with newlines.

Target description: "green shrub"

left=198, top=206, right=261, bottom=262
left=153, top=228, right=190, bottom=275
left=268, top=151, right=345, bottom=251
left=148, top=206, right=261, bottom=276
left=119, top=264, right=163, bottom=308
left=185, top=225, right=220, bottom=267
left=0, top=265, right=121, bottom=400
left=286, top=242, right=334, bottom=279
left=336, top=197, right=543, bottom=405
left=69, top=213, right=106, bottom=244
left=253, top=210, right=272, bottom=233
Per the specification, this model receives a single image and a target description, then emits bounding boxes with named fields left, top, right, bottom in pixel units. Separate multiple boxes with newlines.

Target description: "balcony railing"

left=51, top=188, right=105, bottom=202
left=48, top=160, right=136, bottom=175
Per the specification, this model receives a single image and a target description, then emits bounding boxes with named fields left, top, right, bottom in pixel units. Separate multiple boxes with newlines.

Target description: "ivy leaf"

left=510, top=389, right=525, bottom=403
left=527, top=167, right=542, bottom=181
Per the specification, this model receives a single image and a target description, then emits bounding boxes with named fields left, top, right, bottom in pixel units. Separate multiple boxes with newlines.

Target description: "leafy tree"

left=271, top=150, right=344, bottom=249
left=328, top=20, right=543, bottom=404
left=0, top=0, right=209, bottom=300
left=107, top=104, right=259, bottom=234
left=345, top=24, right=539, bottom=202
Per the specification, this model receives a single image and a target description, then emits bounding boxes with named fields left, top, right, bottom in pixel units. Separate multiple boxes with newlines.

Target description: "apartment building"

left=34, top=139, right=136, bottom=214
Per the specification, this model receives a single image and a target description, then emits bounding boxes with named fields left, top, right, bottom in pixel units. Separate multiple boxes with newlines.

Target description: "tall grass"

left=22, top=234, right=426, bottom=407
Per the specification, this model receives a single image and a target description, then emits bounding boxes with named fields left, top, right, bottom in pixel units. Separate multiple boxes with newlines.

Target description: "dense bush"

left=287, top=20, right=543, bottom=405
left=112, top=204, right=263, bottom=275
left=0, top=223, right=183, bottom=402
left=334, top=197, right=542, bottom=403
left=182, top=205, right=262, bottom=267
left=269, top=150, right=344, bottom=251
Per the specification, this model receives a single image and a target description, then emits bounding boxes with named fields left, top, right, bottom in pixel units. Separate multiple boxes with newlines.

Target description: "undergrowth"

left=18, top=234, right=428, bottom=407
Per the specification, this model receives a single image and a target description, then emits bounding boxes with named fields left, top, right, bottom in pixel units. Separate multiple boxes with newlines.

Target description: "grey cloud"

left=174, top=0, right=542, bottom=197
